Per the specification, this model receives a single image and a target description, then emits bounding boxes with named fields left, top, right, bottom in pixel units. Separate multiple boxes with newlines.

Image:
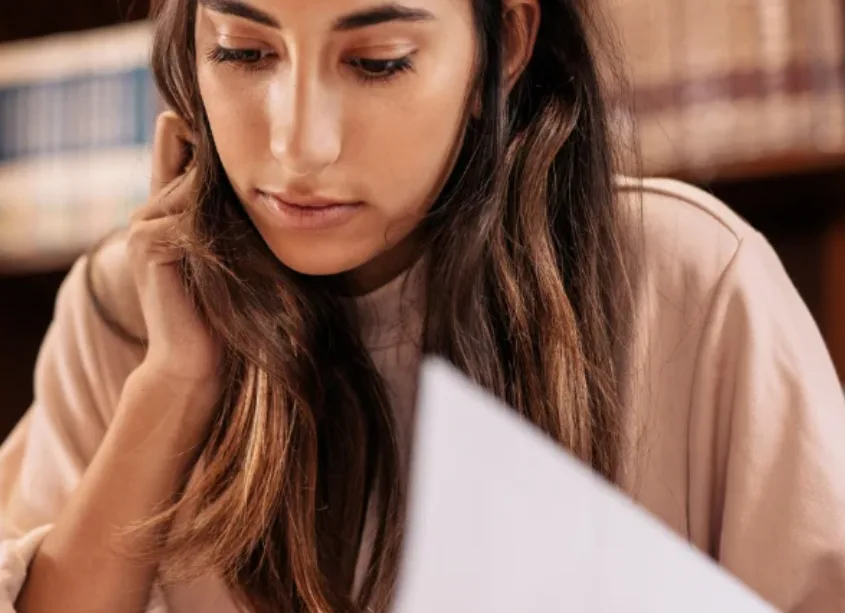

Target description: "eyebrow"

left=334, top=4, right=435, bottom=30
left=197, top=0, right=435, bottom=31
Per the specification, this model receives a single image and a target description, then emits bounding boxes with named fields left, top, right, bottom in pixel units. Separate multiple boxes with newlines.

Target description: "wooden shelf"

left=669, top=149, right=845, bottom=186
left=0, top=0, right=149, bottom=44
left=0, top=248, right=85, bottom=276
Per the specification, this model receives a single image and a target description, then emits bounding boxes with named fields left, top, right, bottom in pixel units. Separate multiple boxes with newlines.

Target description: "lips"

left=259, top=189, right=358, bottom=209
left=255, top=189, right=364, bottom=230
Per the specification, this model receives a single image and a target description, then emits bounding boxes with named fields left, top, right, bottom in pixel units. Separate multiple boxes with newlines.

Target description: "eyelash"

left=205, top=45, right=271, bottom=72
left=205, top=45, right=416, bottom=84
left=346, top=55, right=415, bottom=84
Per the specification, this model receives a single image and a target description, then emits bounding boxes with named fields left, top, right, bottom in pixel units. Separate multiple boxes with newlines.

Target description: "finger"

left=133, top=167, right=197, bottom=223
left=151, top=111, right=195, bottom=195
left=127, top=216, right=188, bottom=265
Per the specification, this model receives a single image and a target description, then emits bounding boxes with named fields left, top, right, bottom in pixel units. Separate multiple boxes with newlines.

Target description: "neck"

left=345, top=230, right=424, bottom=296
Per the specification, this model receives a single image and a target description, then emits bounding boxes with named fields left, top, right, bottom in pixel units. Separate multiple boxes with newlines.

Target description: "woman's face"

left=194, top=0, right=478, bottom=289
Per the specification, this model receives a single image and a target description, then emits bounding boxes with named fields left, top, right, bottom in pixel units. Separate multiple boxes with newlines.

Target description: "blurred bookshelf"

left=2, top=0, right=845, bottom=433
left=608, top=0, right=845, bottom=180
left=607, top=0, right=845, bottom=377
left=0, top=21, right=156, bottom=274
left=1, top=1, right=151, bottom=432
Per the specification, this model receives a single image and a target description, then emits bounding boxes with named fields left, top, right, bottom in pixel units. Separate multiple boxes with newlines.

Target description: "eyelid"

left=345, top=42, right=416, bottom=57
left=215, top=32, right=274, bottom=48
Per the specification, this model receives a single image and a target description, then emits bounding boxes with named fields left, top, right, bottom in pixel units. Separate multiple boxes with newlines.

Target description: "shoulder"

left=611, top=175, right=819, bottom=355
left=610, top=177, right=838, bottom=459
left=612, top=176, right=802, bottom=323
left=613, top=178, right=843, bottom=491
left=85, top=230, right=146, bottom=345
left=616, top=175, right=751, bottom=242
left=614, top=176, right=813, bottom=321
left=30, top=232, right=146, bottom=426
left=615, top=176, right=752, bottom=289
left=613, top=180, right=845, bottom=613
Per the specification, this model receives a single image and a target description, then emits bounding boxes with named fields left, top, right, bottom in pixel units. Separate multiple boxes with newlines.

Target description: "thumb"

left=151, top=111, right=195, bottom=195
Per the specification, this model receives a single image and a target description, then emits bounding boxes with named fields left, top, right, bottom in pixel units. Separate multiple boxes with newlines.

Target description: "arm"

left=687, top=230, right=845, bottom=612
left=0, top=254, right=162, bottom=612
left=5, top=111, right=215, bottom=613
left=16, top=365, right=215, bottom=613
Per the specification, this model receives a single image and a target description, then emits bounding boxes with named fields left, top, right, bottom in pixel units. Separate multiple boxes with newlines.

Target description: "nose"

left=269, top=66, right=342, bottom=178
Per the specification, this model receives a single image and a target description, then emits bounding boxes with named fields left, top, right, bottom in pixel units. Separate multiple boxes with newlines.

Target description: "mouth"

left=259, top=189, right=358, bottom=209
left=256, top=190, right=365, bottom=230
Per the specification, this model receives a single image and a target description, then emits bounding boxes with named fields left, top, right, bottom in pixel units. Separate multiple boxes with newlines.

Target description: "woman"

left=2, top=0, right=844, bottom=611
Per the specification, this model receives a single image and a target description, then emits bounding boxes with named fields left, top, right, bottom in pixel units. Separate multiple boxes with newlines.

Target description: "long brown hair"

left=128, top=0, right=635, bottom=611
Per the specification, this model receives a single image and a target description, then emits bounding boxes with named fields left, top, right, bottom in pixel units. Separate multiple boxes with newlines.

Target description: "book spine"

left=0, top=21, right=159, bottom=270
left=0, top=67, right=157, bottom=164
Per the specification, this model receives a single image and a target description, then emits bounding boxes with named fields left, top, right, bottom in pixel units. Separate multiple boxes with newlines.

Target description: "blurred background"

left=1, top=0, right=844, bottom=437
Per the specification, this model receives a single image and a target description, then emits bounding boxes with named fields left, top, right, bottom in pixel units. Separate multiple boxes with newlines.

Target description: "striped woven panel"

left=606, top=0, right=845, bottom=178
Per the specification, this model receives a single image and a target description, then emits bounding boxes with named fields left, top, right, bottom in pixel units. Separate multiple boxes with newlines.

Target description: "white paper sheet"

left=391, top=358, right=777, bottom=613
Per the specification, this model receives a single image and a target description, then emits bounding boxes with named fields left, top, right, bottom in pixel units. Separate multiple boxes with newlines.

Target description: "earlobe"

left=470, top=0, right=540, bottom=118
left=502, top=0, right=541, bottom=93
left=470, top=88, right=482, bottom=119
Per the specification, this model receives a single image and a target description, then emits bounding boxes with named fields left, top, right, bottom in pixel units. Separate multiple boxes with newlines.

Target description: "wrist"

left=133, top=357, right=221, bottom=399
left=120, top=363, right=222, bottom=444
left=139, top=349, right=220, bottom=386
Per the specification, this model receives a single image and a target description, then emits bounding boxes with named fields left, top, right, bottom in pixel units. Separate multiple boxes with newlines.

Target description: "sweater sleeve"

left=687, top=230, right=845, bottom=612
left=0, top=256, right=165, bottom=611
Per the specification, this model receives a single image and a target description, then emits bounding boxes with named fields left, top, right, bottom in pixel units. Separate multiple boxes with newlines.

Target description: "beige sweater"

left=0, top=178, right=843, bottom=612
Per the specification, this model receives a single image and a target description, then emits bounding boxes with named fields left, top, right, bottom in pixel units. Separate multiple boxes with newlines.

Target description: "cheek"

left=358, top=52, right=476, bottom=222
left=197, top=67, right=268, bottom=187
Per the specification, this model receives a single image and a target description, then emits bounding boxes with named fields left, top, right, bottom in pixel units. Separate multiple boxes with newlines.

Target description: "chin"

left=263, top=236, right=376, bottom=277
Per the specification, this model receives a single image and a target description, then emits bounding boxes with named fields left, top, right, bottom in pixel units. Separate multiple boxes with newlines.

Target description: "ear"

left=502, top=0, right=540, bottom=93
left=469, top=0, right=540, bottom=118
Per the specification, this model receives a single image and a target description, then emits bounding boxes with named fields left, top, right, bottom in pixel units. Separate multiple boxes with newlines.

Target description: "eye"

left=206, top=45, right=275, bottom=72
left=346, top=54, right=415, bottom=84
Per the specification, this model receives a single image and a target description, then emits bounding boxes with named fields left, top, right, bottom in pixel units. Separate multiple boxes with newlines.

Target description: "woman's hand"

left=16, top=113, right=225, bottom=613
left=127, top=112, right=221, bottom=399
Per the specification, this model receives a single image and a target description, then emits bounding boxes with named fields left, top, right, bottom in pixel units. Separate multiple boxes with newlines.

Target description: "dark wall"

left=0, top=272, right=67, bottom=433
left=0, top=0, right=150, bottom=43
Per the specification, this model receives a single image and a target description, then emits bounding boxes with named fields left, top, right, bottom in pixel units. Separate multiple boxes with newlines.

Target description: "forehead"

left=197, top=0, right=473, bottom=28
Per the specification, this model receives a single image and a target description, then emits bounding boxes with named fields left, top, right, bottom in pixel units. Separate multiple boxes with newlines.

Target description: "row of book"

left=0, top=67, right=154, bottom=163
left=0, top=21, right=157, bottom=273
left=606, top=0, right=845, bottom=177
